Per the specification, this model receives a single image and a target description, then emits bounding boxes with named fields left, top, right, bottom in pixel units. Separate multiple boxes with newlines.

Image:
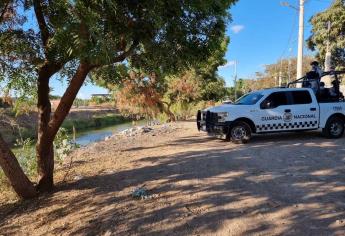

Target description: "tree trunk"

left=0, top=61, right=61, bottom=197
left=0, top=133, right=37, bottom=198
left=165, top=107, right=176, bottom=122
left=36, top=65, right=55, bottom=192
left=36, top=63, right=92, bottom=192
left=159, top=102, right=176, bottom=122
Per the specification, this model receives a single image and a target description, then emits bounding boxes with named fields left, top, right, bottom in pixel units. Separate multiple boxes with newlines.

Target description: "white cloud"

left=219, top=60, right=236, bottom=69
left=230, top=25, right=244, bottom=34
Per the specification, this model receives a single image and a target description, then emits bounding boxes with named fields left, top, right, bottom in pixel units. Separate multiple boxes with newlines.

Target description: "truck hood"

left=204, top=104, right=246, bottom=113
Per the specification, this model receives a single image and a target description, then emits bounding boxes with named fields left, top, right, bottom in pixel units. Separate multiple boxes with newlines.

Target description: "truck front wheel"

left=322, top=116, right=345, bottom=139
left=229, top=121, right=251, bottom=144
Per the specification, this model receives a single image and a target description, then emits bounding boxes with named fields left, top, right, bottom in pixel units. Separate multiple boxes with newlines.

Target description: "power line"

left=275, top=9, right=299, bottom=86
left=278, top=11, right=298, bottom=60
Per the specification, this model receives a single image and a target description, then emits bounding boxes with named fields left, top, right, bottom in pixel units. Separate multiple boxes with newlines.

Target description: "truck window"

left=291, top=91, right=312, bottom=104
left=234, top=92, right=264, bottom=105
left=260, top=92, right=288, bottom=109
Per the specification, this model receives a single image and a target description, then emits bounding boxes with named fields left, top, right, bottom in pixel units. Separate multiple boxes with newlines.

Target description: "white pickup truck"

left=197, top=87, right=345, bottom=143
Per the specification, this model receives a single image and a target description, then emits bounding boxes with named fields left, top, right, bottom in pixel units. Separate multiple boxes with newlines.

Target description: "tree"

left=96, top=38, right=230, bottom=121
left=113, top=67, right=229, bottom=121
left=165, top=70, right=203, bottom=113
left=200, top=76, right=228, bottom=101
left=308, top=0, right=345, bottom=69
left=115, top=71, right=176, bottom=121
left=262, top=56, right=315, bottom=86
left=0, top=0, right=237, bottom=198
left=230, top=56, right=315, bottom=95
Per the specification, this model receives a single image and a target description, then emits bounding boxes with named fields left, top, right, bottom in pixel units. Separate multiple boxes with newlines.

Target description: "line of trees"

left=227, top=56, right=315, bottom=100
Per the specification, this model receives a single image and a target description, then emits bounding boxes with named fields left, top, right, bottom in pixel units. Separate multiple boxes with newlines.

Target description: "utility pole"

left=278, top=59, right=283, bottom=87
left=324, top=21, right=332, bottom=86
left=281, top=0, right=305, bottom=86
left=233, top=60, right=238, bottom=101
left=274, top=64, right=278, bottom=87
left=296, top=0, right=305, bottom=86
left=288, top=48, right=293, bottom=83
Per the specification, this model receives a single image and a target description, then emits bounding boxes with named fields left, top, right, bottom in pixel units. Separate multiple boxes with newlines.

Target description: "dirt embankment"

left=1, top=121, right=345, bottom=235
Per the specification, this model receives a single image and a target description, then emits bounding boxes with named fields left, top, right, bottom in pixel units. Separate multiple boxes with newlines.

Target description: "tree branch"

left=98, top=40, right=139, bottom=67
left=33, top=0, right=50, bottom=48
left=0, top=0, right=10, bottom=24
left=48, top=62, right=94, bottom=138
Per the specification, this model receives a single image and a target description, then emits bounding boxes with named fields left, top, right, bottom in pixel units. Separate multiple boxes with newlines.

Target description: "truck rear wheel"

left=322, top=116, right=345, bottom=139
left=229, top=121, right=251, bottom=144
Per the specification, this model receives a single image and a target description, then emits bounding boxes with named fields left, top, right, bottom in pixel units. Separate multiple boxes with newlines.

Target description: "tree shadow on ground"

left=1, top=131, right=345, bottom=235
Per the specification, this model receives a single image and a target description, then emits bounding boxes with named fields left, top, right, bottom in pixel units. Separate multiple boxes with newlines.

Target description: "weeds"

left=0, top=128, right=79, bottom=190
left=14, top=139, right=37, bottom=178
left=54, top=128, right=79, bottom=163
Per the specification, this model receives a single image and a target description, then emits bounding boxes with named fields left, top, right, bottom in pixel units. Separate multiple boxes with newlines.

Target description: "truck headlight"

left=217, top=112, right=228, bottom=122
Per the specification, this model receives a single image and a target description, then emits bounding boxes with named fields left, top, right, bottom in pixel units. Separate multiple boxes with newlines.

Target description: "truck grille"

left=206, top=111, right=218, bottom=123
left=205, top=111, right=219, bottom=131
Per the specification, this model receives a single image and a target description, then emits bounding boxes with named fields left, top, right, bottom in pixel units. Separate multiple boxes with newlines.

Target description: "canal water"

left=75, top=120, right=147, bottom=146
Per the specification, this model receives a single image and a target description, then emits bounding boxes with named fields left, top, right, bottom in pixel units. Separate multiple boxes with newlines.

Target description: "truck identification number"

left=333, top=106, right=342, bottom=111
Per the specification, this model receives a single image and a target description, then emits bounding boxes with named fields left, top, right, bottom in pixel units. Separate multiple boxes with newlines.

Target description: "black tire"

left=229, top=121, right=252, bottom=144
left=322, top=116, right=345, bottom=139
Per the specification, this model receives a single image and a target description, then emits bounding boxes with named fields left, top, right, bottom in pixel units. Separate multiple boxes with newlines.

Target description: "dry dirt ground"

left=1, top=121, right=345, bottom=236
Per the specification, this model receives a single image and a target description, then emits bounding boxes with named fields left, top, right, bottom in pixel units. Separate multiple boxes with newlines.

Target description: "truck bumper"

left=197, top=110, right=232, bottom=138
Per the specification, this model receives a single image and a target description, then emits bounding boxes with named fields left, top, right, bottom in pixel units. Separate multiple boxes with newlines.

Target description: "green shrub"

left=1, top=114, right=131, bottom=188
left=62, top=114, right=131, bottom=132
left=54, top=128, right=79, bottom=162
left=156, top=113, right=169, bottom=123
left=13, top=138, right=37, bottom=178
left=0, top=128, right=79, bottom=189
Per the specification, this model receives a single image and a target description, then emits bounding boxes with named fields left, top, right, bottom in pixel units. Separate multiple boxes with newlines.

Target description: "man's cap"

left=310, top=61, right=319, bottom=66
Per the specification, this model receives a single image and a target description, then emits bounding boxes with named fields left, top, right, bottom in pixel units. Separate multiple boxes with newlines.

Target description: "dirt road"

left=1, top=121, right=345, bottom=235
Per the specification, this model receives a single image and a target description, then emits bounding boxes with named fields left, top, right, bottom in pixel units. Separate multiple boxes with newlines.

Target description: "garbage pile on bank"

left=118, top=126, right=153, bottom=136
left=104, top=123, right=177, bottom=141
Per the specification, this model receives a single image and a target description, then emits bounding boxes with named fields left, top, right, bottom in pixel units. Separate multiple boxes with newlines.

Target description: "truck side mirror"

left=261, top=99, right=274, bottom=109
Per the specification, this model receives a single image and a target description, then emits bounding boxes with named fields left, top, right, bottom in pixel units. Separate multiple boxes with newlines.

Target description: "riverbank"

left=1, top=122, right=345, bottom=235
left=0, top=108, right=131, bottom=146
left=62, top=113, right=131, bottom=134
left=0, top=118, right=147, bottom=197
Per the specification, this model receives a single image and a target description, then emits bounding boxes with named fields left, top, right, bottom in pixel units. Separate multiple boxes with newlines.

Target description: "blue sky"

left=218, top=0, right=332, bottom=86
left=50, top=0, right=332, bottom=98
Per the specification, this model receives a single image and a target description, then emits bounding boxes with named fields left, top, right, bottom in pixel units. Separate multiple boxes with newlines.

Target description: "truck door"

left=287, top=90, right=319, bottom=130
left=256, top=91, right=291, bottom=132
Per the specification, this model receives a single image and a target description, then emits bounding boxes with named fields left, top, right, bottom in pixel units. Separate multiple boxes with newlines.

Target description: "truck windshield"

left=234, top=92, right=264, bottom=105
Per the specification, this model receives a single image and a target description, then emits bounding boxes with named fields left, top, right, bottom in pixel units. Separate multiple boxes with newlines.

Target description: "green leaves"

left=1, top=0, right=236, bottom=105
left=201, top=77, right=228, bottom=101
left=308, top=0, right=345, bottom=69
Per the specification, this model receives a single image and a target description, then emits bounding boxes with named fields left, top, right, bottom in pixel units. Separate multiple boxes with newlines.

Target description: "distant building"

left=91, top=94, right=111, bottom=98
